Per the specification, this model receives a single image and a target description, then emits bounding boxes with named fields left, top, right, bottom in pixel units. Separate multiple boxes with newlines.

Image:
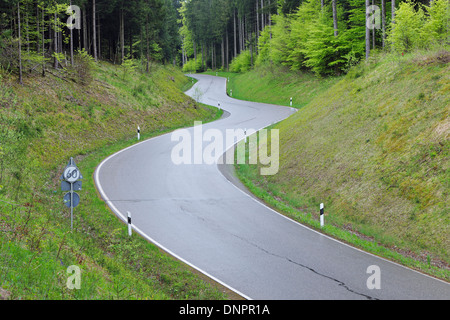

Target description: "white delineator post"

left=290, top=97, right=293, bottom=107
left=320, top=203, right=324, bottom=227
left=127, top=211, right=132, bottom=236
left=137, top=126, right=140, bottom=140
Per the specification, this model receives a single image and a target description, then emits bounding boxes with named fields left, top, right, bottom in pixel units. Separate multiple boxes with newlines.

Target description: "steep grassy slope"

left=234, top=50, right=449, bottom=279
left=205, top=65, right=340, bottom=108
left=0, top=62, right=228, bottom=299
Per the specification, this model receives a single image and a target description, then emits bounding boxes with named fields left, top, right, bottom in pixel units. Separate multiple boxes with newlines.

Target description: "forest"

left=0, top=0, right=181, bottom=85
left=0, top=0, right=448, bottom=84
left=180, top=0, right=449, bottom=75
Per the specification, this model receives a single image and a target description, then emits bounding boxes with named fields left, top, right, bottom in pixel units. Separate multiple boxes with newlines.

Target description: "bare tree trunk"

left=238, top=15, right=242, bottom=53
left=261, top=0, right=264, bottom=30
left=26, top=12, right=30, bottom=54
left=233, top=9, right=237, bottom=58
left=53, top=12, right=58, bottom=69
left=221, top=36, right=225, bottom=69
left=42, top=8, right=45, bottom=77
left=365, top=0, right=370, bottom=59
left=193, top=40, right=196, bottom=60
left=201, top=43, right=204, bottom=70
left=382, top=0, right=386, bottom=48
left=392, top=0, right=395, bottom=24
left=18, top=2, right=23, bottom=85
left=145, top=12, right=150, bottom=72
left=83, top=5, right=87, bottom=51
left=256, top=0, right=259, bottom=43
left=372, top=0, right=375, bottom=49
left=92, top=0, right=97, bottom=62
left=120, top=8, right=125, bottom=63
left=226, top=30, right=229, bottom=71
left=70, top=0, right=74, bottom=66
left=36, top=2, right=40, bottom=53
left=97, top=11, right=101, bottom=60
left=332, top=0, right=338, bottom=37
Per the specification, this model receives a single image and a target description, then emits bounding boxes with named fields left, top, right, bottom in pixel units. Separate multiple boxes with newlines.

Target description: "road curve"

left=95, top=74, right=450, bottom=300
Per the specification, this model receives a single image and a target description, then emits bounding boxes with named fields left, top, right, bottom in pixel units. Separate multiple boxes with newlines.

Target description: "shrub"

left=72, top=49, right=95, bottom=85
left=229, top=50, right=252, bottom=73
left=387, top=0, right=425, bottom=53
left=182, top=58, right=203, bottom=73
left=422, top=0, right=450, bottom=46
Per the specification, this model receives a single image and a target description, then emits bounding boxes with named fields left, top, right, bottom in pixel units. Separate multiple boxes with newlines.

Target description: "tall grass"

left=232, top=49, right=450, bottom=280
left=0, top=61, right=229, bottom=300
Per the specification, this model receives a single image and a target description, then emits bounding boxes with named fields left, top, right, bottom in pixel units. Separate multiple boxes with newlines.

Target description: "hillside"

left=0, top=62, right=227, bottom=299
left=233, top=50, right=449, bottom=279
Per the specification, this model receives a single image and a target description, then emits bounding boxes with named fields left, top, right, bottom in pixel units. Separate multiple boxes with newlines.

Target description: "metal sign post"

left=61, top=157, right=83, bottom=229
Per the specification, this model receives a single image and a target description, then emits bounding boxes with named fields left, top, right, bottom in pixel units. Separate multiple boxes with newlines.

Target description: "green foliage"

left=387, top=0, right=449, bottom=53
left=286, top=0, right=321, bottom=70
left=301, top=11, right=348, bottom=75
left=182, top=58, right=203, bottom=73
left=121, top=56, right=137, bottom=81
left=72, top=49, right=95, bottom=85
left=268, top=14, right=292, bottom=67
left=234, top=49, right=450, bottom=277
left=0, top=61, right=227, bottom=299
left=421, top=0, right=450, bottom=46
left=387, top=0, right=426, bottom=53
left=229, top=50, right=252, bottom=73
left=255, top=27, right=272, bottom=67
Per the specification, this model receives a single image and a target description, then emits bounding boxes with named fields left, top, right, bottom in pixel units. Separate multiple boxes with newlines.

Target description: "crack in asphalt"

left=177, top=201, right=378, bottom=300
left=231, top=232, right=378, bottom=300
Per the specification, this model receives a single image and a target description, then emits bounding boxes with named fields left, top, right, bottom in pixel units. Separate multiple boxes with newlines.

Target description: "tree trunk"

left=145, top=12, right=150, bottom=72
left=53, top=12, right=58, bottom=69
left=92, top=0, right=97, bottom=62
left=365, top=0, right=370, bottom=59
left=256, top=0, right=259, bottom=40
left=18, top=2, right=23, bottom=85
left=36, top=2, right=40, bottom=53
left=372, top=0, right=375, bottom=49
left=233, top=9, right=237, bottom=58
left=70, top=0, right=74, bottom=66
left=261, top=0, right=264, bottom=30
left=120, top=8, right=125, bottom=63
left=382, top=0, right=386, bottom=48
left=392, top=0, right=395, bottom=24
left=193, top=40, right=197, bottom=61
left=226, top=30, right=229, bottom=71
left=97, top=11, right=101, bottom=60
left=83, top=5, right=87, bottom=51
left=42, top=7, right=45, bottom=77
left=332, top=0, right=338, bottom=37
left=221, top=36, right=224, bottom=69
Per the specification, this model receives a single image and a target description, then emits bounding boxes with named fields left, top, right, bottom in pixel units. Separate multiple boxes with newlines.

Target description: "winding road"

left=94, top=74, right=450, bottom=300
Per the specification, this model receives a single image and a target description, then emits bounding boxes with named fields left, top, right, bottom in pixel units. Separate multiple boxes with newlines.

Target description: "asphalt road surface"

left=95, top=74, right=450, bottom=300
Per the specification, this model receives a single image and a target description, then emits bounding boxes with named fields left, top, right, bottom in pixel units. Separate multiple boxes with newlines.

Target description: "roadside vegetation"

left=197, top=0, right=450, bottom=281
left=0, top=59, right=227, bottom=300
left=229, top=49, right=449, bottom=281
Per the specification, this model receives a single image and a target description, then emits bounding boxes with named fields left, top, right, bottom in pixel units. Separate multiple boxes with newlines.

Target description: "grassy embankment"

left=0, top=61, right=231, bottom=299
left=211, top=50, right=449, bottom=281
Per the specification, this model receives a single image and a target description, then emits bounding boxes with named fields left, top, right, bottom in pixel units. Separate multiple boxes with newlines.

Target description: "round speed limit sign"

left=64, top=166, right=80, bottom=183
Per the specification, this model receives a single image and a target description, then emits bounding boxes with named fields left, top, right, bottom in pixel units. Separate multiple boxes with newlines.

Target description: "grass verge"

left=0, top=60, right=232, bottom=299
left=229, top=49, right=450, bottom=281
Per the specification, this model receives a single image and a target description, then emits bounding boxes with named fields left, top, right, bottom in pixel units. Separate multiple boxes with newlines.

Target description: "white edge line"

left=94, top=75, right=448, bottom=302
left=94, top=131, right=253, bottom=301
left=216, top=126, right=450, bottom=286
